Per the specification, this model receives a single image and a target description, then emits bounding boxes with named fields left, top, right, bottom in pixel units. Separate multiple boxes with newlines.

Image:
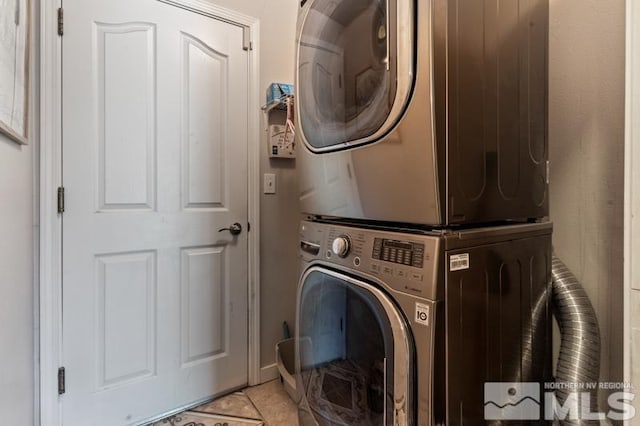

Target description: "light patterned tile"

left=244, top=380, right=298, bottom=426
left=154, top=412, right=263, bottom=426
left=190, top=392, right=262, bottom=420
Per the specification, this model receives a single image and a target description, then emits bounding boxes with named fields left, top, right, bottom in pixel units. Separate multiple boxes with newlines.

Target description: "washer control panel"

left=372, top=238, right=425, bottom=268
left=332, top=236, right=351, bottom=257
left=300, top=220, right=441, bottom=301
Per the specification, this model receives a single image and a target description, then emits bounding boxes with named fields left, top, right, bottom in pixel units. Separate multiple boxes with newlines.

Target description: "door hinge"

left=58, top=367, right=66, bottom=395
left=242, top=27, right=252, bottom=51
left=57, top=8, right=64, bottom=36
left=57, top=187, right=65, bottom=214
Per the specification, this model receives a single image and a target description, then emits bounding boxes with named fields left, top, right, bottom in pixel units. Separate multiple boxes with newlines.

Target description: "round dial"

left=332, top=236, right=351, bottom=258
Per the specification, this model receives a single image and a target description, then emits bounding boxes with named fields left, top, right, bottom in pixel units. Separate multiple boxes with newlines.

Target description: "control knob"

left=332, top=236, right=351, bottom=258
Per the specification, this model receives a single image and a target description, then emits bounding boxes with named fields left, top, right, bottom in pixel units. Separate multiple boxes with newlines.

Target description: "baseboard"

left=260, top=363, right=279, bottom=384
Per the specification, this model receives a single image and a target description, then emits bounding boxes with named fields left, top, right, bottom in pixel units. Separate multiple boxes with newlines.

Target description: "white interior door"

left=61, top=0, right=250, bottom=424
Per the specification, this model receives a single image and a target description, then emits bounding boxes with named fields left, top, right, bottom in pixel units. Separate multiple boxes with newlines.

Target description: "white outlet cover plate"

left=264, top=173, right=276, bottom=194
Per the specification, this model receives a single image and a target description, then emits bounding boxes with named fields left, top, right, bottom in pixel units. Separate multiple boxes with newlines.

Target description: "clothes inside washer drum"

left=304, top=359, right=379, bottom=426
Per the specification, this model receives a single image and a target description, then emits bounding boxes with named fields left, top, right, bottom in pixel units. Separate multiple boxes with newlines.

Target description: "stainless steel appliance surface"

left=296, top=0, right=549, bottom=226
left=296, top=219, right=553, bottom=425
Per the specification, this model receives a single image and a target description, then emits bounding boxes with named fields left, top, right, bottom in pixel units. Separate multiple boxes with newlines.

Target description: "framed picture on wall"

left=0, top=0, right=30, bottom=145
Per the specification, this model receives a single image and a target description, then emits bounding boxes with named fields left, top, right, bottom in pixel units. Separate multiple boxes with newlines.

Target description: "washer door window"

left=297, top=0, right=414, bottom=152
left=296, top=268, right=413, bottom=426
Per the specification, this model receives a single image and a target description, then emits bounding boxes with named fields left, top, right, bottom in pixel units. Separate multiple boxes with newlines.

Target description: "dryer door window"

left=296, top=268, right=413, bottom=426
left=297, top=0, right=414, bottom=151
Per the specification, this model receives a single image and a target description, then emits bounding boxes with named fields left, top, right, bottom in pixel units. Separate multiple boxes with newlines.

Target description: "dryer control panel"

left=372, top=238, right=425, bottom=268
left=300, top=220, right=442, bottom=301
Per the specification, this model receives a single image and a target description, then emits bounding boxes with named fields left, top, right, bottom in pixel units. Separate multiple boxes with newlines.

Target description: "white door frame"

left=625, top=1, right=640, bottom=422
left=39, top=1, right=262, bottom=424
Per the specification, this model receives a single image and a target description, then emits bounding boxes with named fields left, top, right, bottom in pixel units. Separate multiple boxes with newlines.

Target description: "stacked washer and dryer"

left=293, top=0, right=552, bottom=425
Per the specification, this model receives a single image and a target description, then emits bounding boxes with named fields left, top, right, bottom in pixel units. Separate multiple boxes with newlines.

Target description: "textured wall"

left=549, top=0, right=626, bottom=405
left=204, top=0, right=300, bottom=375
left=0, top=0, right=37, bottom=421
left=252, top=1, right=300, bottom=375
left=0, top=69, right=36, bottom=426
left=627, top=0, right=640, bottom=424
left=0, top=136, right=36, bottom=423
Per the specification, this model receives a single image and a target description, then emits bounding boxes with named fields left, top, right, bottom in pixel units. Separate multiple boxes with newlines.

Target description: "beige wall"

left=627, top=0, right=640, bottom=422
left=0, top=137, right=36, bottom=423
left=206, top=0, right=300, bottom=375
left=0, top=0, right=37, bottom=422
left=0, top=38, right=37, bottom=426
left=549, top=0, right=626, bottom=403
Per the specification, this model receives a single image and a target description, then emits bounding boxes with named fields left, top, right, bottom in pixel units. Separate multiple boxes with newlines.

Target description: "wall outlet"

left=264, top=173, right=276, bottom=194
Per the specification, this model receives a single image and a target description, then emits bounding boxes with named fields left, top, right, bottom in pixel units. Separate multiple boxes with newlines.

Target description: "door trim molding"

left=39, top=0, right=63, bottom=424
left=39, top=2, right=262, bottom=425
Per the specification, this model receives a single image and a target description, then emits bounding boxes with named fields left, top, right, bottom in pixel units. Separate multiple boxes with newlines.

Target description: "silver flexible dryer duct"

left=551, top=255, right=601, bottom=425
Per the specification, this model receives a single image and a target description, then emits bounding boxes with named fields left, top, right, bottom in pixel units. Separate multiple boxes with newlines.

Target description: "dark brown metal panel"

left=433, top=300, right=448, bottom=425
left=452, top=0, right=487, bottom=205
left=460, top=271, right=489, bottom=421
left=444, top=0, right=549, bottom=225
left=445, top=256, right=463, bottom=424
left=445, top=233, right=552, bottom=424
left=499, top=259, right=524, bottom=383
left=498, top=0, right=522, bottom=200
left=527, top=251, right=553, bottom=384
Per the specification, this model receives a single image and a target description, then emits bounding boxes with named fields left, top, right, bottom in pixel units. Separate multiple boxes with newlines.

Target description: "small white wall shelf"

left=263, top=83, right=295, bottom=159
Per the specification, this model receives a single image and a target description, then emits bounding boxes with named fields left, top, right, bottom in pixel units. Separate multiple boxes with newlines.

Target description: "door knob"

left=218, top=222, right=242, bottom=236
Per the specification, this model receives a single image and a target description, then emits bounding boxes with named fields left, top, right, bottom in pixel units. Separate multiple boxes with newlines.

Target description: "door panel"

left=62, top=1, right=249, bottom=424
left=96, top=251, right=157, bottom=389
left=182, top=33, right=229, bottom=208
left=96, top=22, right=157, bottom=211
left=180, top=246, right=227, bottom=366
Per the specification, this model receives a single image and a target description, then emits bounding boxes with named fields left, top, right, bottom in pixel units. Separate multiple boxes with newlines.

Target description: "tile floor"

left=153, top=380, right=298, bottom=426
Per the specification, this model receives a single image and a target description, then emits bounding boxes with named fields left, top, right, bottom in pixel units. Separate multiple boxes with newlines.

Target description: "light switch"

left=264, top=173, right=276, bottom=194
